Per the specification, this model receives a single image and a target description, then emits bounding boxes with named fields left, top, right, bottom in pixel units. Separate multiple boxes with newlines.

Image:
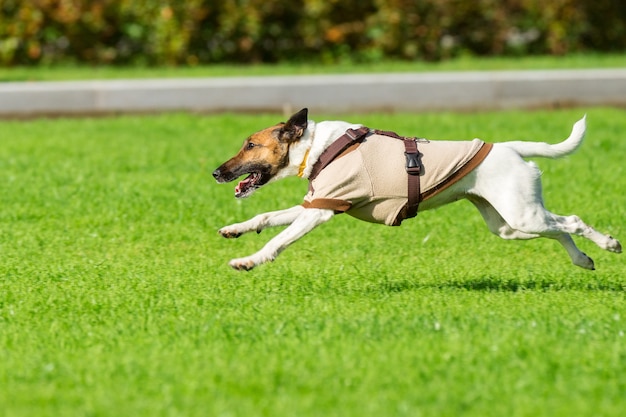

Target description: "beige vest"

left=302, top=134, right=492, bottom=226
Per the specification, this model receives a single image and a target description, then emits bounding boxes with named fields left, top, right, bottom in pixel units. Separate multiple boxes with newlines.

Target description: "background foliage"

left=1, top=0, right=625, bottom=66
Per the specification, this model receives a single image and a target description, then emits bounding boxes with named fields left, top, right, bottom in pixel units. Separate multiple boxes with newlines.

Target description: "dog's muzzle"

left=213, top=165, right=268, bottom=199
left=213, top=165, right=246, bottom=184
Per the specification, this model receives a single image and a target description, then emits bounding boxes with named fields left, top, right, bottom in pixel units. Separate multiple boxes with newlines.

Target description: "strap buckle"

left=404, top=138, right=421, bottom=175
left=405, top=152, right=421, bottom=175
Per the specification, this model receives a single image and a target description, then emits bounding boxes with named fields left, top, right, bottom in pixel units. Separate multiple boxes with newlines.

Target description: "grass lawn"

left=0, top=108, right=625, bottom=416
left=1, top=52, right=625, bottom=81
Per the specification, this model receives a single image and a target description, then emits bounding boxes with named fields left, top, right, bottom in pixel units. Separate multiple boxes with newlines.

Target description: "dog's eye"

left=246, top=142, right=257, bottom=150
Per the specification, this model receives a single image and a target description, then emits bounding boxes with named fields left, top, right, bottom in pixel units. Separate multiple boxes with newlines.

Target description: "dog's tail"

left=500, top=115, right=586, bottom=159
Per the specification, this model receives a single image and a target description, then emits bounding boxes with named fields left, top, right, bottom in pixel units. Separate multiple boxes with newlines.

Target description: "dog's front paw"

left=219, top=226, right=243, bottom=239
left=229, top=251, right=276, bottom=271
left=229, top=257, right=257, bottom=271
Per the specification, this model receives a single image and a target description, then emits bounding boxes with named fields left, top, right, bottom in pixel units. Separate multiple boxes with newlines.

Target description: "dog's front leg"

left=219, top=205, right=306, bottom=238
left=229, top=208, right=334, bottom=271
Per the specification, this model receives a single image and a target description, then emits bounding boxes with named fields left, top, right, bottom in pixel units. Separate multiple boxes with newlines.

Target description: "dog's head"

left=213, top=108, right=309, bottom=198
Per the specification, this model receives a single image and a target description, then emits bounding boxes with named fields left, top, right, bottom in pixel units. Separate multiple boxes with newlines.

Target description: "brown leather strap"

left=373, top=129, right=404, bottom=140
left=403, top=138, right=421, bottom=219
left=308, top=126, right=370, bottom=183
left=302, top=198, right=352, bottom=212
left=374, top=129, right=422, bottom=220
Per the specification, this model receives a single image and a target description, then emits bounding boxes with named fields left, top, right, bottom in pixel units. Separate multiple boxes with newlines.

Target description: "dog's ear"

left=280, top=108, right=308, bottom=143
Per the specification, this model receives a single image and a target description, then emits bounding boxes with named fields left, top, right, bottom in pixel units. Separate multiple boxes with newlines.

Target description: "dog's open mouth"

left=234, top=172, right=262, bottom=198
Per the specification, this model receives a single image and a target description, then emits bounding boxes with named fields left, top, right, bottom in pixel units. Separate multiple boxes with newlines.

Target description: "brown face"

left=213, top=108, right=308, bottom=198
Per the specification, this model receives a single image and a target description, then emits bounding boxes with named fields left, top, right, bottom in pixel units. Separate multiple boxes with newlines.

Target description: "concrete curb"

left=1, top=68, right=625, bottom=117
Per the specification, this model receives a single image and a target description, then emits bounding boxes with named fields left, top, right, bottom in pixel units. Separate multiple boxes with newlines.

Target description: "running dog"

left=213, top=108, right=621, bottom=271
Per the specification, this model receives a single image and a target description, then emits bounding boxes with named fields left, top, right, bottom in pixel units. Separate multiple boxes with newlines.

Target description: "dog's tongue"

left=235, top=173, right=257, bottom=197
left=235, top=179, right=248, bottom=194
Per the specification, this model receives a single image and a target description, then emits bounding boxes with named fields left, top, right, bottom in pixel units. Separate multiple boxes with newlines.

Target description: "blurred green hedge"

left=1, top=0, right=625, bottom=66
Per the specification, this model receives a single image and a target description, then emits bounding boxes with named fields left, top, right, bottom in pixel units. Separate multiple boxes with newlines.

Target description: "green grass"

left=1, top=108, right=625, bottom=417
left=1, top=52, right=625, bottom=81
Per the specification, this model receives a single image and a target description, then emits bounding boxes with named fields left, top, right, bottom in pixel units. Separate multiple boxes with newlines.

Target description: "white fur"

left=220, top=116, right=621, bottom=271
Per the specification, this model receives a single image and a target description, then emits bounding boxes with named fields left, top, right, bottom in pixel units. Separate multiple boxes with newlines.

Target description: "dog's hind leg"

left=468, top=196, right=540, bottom=240
left=554, top=233, right=597, bottom=270
left=484, top=191, right=621, bottom=259
left=468, top=196, right=597, bottom=269
left=468, top=146, right=622, bottom=269
left=551, top=214, right=622, bottom=253
left=470, top=151, right=620, bottom=269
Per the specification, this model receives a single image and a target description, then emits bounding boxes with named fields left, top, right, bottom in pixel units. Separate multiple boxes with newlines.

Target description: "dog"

left=213, top=108, right=621, bottom=271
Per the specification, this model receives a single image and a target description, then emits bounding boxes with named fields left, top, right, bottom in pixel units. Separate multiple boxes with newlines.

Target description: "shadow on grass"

left=374, top=276, right=626, bottom=293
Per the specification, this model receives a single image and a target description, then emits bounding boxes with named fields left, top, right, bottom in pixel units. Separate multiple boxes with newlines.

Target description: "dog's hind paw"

left=573, top=252, right=595, bottom=270
left=607, top=236, right=622, bottom=253
left=597, top=235, right=622, bottom=253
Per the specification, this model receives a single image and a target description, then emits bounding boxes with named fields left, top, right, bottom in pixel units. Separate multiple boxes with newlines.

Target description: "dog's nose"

left=212, top=168, right=221, bottom=179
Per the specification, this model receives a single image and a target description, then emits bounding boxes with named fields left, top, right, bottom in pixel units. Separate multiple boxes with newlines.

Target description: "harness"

left=308, top=126, right=423, bottom=220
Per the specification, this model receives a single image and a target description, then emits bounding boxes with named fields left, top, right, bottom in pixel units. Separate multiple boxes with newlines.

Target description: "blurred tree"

left=0, top=0, right=623, bottom=66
